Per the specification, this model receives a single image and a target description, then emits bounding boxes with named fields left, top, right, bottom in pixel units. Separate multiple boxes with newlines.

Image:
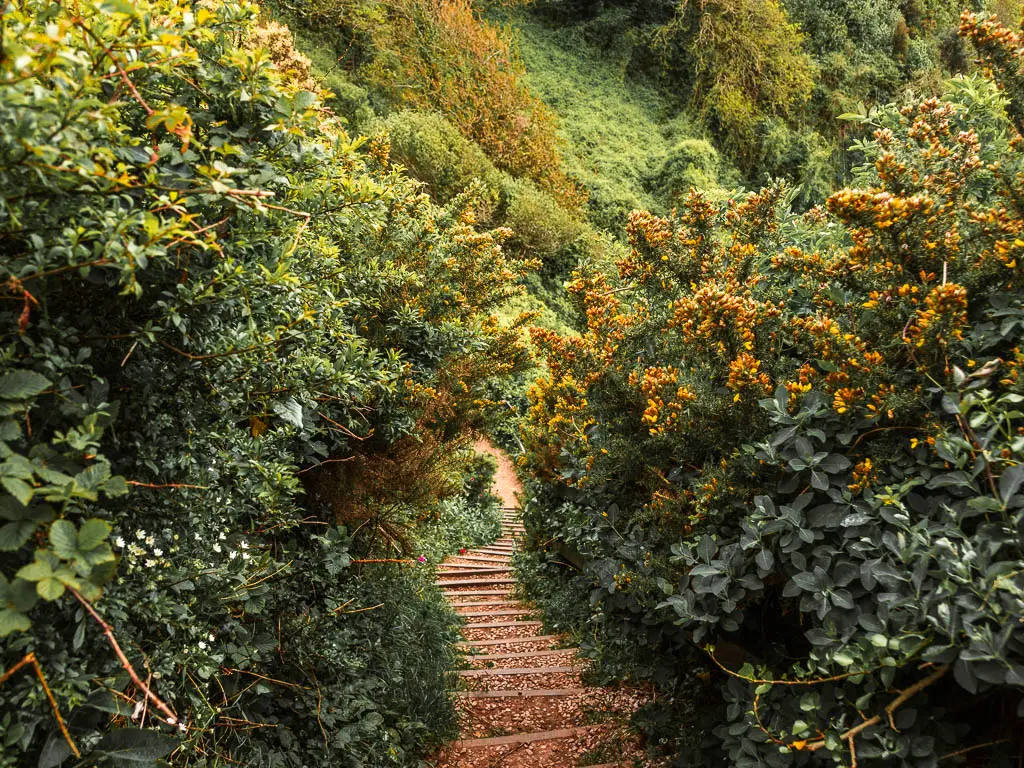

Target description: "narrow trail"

left=435, top=443, right=652, bottom=768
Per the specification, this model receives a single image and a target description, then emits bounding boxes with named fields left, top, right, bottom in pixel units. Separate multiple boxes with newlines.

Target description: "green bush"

left=520, top=27, right=1024, bottom=766
left=377, top=110, right=503, bottom=204
left=0, top=2, right=530, bottom=765
left=498, top=174, right=585, bottom=259
left=648, top=138, right=721, bottom=203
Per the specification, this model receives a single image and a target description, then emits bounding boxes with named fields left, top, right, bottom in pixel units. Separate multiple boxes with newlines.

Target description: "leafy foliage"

left=0, top=1, right=530, bottom=764
left=519, top=16, right=1024, bottom=765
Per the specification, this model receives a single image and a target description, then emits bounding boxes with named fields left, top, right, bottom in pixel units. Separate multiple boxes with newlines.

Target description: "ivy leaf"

left=697, top=535, right=716, bottom=563
left=272, top=398, right=304, bottom=428
left=49, top=519, right=78, bottom=558
left=810, top=470, right=829, bottom=491
left=95, top=728, right=179, bottom=762
left=0, top=371, right=51, bottom=400
left=999, top=464, right=1024, bottom=504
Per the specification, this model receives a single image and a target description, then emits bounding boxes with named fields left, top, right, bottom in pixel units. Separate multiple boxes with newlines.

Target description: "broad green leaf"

left=0, top=608, right=30, bottom=637
left=49, top=519, right=77, bottom=558
left=0, top=520, right=37, bottom=550
left=36, top=577, right=65, bottom=601
left=0, top=371, right=50, bottom=400
left=78, top=519, right=112, bottom=551
left=15, top=558, right=52, bottom=582
left=1, top=477, right=34, bottom=506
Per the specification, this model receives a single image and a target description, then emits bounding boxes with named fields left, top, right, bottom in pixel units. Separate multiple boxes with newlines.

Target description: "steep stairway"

left=435, top=497, right=652, bottom=768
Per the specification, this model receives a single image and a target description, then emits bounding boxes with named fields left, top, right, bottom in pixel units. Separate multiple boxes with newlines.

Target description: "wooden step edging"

left=437, top=568, right=511, bottom=577
left=451, top=600, right=523, bottom=609
left=458, top=634, right=561, bottom=647
left=458, top=608, right=534, bottom=618
left=454, top=725, right=599, bottom=749
left=467, top=649, right=575, bottom=663
left=455, top=688, right=589, bottom=698
left=458, top=666, right=576, bottom=677
left=460, top=620, right=542, bottom=630
left=435, top=578, right=516, bottom=587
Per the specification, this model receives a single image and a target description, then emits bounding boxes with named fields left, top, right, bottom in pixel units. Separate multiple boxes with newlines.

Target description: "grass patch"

left=492, top=9, right=726, bottom=231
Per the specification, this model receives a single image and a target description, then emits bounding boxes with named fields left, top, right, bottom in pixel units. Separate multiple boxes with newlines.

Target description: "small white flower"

left=242, top=552, right=251, bottom=561
left=145, top=536, right=155, bottom=546
left=212, top=543, right=222, bottom=553
left=115, top=537, right=126, bottom=548
left=177, top=722, right=187, bottom=733
left=240, top=541, right=249, bottom=550
left=145, top=559, right=157, bottom=568
left=153, top=548, right=163, bottom=557
left=219, top=532, right=227, bottom=541
left=136, top=529, right=146, bottom=540
left=208, top=633, right=215, bottom=642
left=194, top=533, right=202, bottom=541
left=229, top=551, right=238, bottom=560
left=197, top=641, right=207, bottom=650
left=130, top=545, right=145, bottom=557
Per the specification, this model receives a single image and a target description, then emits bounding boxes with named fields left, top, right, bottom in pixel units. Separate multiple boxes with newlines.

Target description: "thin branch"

left=70, top=589, right=179, bottom=726
left=127, top=480, right=209, bottom=490
left=939, top=739, right=1009, bottom=762
left=705, top=645, right=879, bottom=686
left=0, top=653, right=80, bottom=758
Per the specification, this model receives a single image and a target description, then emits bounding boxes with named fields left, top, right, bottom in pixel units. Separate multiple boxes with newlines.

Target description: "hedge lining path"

left=434, top=444, right=659, bottom=767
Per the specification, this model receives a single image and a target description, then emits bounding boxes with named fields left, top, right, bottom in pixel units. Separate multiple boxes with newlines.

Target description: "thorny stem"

left=70, top=588, right=179, bottom=726
left=0, top=653, right=80, bottom=758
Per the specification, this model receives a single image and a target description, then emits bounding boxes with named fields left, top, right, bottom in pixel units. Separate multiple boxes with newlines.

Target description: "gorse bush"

left=520, top=12, right=1024, bottom=766
left=0, top=1, right=531, bottom=765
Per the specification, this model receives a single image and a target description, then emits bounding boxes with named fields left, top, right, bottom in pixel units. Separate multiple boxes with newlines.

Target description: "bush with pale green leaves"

left=0, top=1, right=530, bottom=765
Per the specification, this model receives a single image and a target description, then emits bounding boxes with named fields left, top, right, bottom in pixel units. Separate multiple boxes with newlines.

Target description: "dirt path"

left=473, top=439, right=521, bottom=510
left=434, top=444, right=657, bottom=767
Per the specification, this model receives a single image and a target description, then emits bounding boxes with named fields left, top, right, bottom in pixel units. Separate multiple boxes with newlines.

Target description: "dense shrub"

left=650, top=0, right=816, bottom=171
left=497, top=175, right=585, bottom=259
left=374, top=110, right=503, bottom=205
left=0, top=1, right=530, bottom=765
left=519, top=15, right=1024, bottom=766
left=647, top=138, right=722, bottom=204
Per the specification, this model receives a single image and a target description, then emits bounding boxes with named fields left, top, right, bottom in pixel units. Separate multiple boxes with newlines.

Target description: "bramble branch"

left=0, top=653, right=80, bottom=758
left=71, top=588, right=179, bottom=727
